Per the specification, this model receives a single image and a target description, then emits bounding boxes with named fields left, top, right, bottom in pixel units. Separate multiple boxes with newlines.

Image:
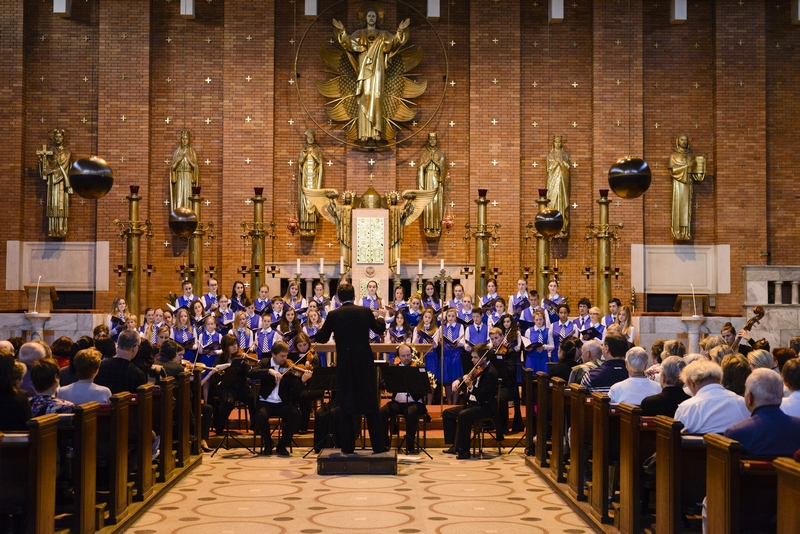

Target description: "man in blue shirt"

left=580, top=331, right=629, bottom=394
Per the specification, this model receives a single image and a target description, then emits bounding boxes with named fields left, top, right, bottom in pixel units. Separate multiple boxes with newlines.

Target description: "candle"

left=320, top=258, right=324, bottom=272
left=691, top=283, right=698, bottom=317
left=340, top=256, right=344, bottom=273
left=418, top=259, right=423, bottom=274
left=440, top=259, right=444, bottom=270
left=396, top=256, right=401, bottom=274
left=297, top=258, right=301, bottom=274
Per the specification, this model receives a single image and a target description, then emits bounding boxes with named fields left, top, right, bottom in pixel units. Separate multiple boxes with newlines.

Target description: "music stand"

left=211, top=358, right=255, bottom=456
left=303, top=367, right=338, bottom=458
left=381, top=365, right=433, bottom=459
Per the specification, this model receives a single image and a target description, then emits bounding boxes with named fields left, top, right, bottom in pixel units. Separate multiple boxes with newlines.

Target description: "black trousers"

left=254, top=400, right=301, bottom=450
left=340, top=409, right=385, bottom=453
left=380, top=400, right=425, bottom=449
left=442, top=403, right=494, bottom=453
left=214, top=385, right=253, bottom=434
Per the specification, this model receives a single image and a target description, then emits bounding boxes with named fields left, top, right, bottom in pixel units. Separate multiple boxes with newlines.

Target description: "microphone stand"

left=433, top=267, right=452, bottom=412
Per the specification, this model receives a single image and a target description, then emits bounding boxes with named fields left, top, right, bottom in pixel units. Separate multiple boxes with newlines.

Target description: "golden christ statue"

left=316, top=3, right=427, bottom=144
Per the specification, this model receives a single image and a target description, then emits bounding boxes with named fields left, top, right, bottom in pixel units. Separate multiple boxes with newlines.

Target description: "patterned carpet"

left=125, top=449, right=593, bottom=534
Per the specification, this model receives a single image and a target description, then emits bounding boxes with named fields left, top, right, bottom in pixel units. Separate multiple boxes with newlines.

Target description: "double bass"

left=731, top=306, right=765, bottom=353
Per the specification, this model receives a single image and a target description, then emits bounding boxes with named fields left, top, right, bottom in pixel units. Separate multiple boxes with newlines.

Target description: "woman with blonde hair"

left=616, top=305, right=635, bottom=344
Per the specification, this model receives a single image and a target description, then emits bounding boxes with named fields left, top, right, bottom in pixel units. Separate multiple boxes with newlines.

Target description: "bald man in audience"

left=640, top=356, right=691, bottom=417
left=0, top=340, right=14, bottom=353
left=725, top=368, right=800, bottom=456
left=18, top=342, right=47, bottom=395
left=673, top=359, right=750, bottom=434
left=608, top=347, right=662, bottom=405
left=568, top=339, right=602, bottom=385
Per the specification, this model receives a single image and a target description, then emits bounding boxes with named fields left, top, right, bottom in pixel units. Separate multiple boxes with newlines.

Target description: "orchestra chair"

left=470, top=383, right=504, bottom=459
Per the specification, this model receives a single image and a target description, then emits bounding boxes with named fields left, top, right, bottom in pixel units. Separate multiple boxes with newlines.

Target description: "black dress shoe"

left=405, top=447, right=420, bottom=455
left=276, top=447, right=291, bottom=457
left=260, top=448, right=273, bottom=456
left=201, top=445, right=212, bottom=453
left=443, top=447, right=456, bottom=454
left=373, top=446, right=391, bottom=454
left=496, top=433, right=505, bottom=441
left=456, top=451, right=471, bottom=460
left=341, top=449, right=356, bottom=455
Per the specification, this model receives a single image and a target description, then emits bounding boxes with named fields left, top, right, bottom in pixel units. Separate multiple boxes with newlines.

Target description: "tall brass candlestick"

left=473, top=189, right=490, bottom=298
left=535, top=191, right=552, bottom=299
left=591, top=189, right=623, bottom=316
left=188, top=187, right=206, bottom=291
left=114, top=185, right=152, bottom=317
left=248, top=188, right=266, bottom=299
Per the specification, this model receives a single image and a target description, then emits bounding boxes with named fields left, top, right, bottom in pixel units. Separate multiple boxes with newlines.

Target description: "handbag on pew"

left=643, top=452, right=657, bottom=475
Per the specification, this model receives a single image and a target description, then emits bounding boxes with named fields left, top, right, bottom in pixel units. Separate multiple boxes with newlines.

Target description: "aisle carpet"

left=126, top=449, right=593, bottom=534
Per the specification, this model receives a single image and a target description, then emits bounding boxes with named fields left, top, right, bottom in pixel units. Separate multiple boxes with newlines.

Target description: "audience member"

left=29, top=358, right=74, bottom=416
left=61, top=336, right=95, bottom=387
left=640, top=356, right=690, bottom=417
left=18, top=342, right=47, bottom=395
left=699, top=335, right=726, bottom=358
left=56, top=348, right=112, bottom=405
left=674, top=360, right=749, bottom=434
left=95, top=335, right=116, bottom=360
left=0, top=349, right=31, bottom=431
left=50, top=336, right=74, bottom=368
left=780, top=358, right=800, bottom=417
left=721, top=353, right=751, bottom=396
left=708, top=344, right=733, bottom=366
left=568, top=339, right=603, bottom=385
left=644, top=339, right=666, bottom=381
left=725, top=368, right=800, bottom=456
left=95, top=330, right=148, bottom=394
left=789, top=336, right=800, bottom=357
left=548, top=338, right=580, bottom=382
left=608, top=346, right=662, bottom=405
left=580, top=332, right=629, bottom=393
left=8, top=336, right=25, bottom=356
left=747, top=349, right=776, bottom=372
left=93, top=324, right=110, bottom=339
left=772, top=347, right=796, bottom=373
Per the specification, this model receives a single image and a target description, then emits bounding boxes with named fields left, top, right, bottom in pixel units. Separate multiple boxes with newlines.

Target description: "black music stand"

left=211, top=358, right=255, bottom=456
left=303, top=367, right=338, bottom=458
left=382, top=365, right=433, bottom=459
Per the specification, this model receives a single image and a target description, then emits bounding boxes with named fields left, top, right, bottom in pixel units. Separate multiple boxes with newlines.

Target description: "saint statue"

left=37, top=129, right=73, bottom=238
left=546, top=135, right=570, bottom=237
left=169, top=130, right=199, bottom=212
left=298, top=129, right=324, bottom=237
left=669, top=133, right=705, bottom=241
left=417, top=132, right=446, bottom=238
left=317, top=4, right=426, bottom=143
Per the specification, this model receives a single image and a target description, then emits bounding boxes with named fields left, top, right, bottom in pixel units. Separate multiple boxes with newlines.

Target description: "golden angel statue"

left=387, top=189, right=436, bottom=271
left=170, top=130, right=199, bottom=212
left=316, top=4, right=427, bottom=144
left=669, top=133, right=706, bottom=241
left=303, top=189, right=356, bottom=272
left=298, top=129, right=324, bottom=237
left=37, top=128, right=73, bottom=238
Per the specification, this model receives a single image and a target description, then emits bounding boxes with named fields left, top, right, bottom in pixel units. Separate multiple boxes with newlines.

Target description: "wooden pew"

left=153, top=377, right=176, bottom=483
left=617, top=403, right=657, bottom=534
left=548, top=377, right=568, bottom=483
left=567, top=383, right=592, bottom=501
left=774, top=457, right=800, bottom=534
left=704, top=433, right=777, bottom=534
left=96, top=392, right=131, bottom=525
left=589, top=393, right=620, bottom=524
left=0, top=413, right=59, bottom=534
left=129, top=383, right=154, bottom=502
left=54, top=403, right=99, bottom=534
left=534, top=371, right=551, bottom=468
left=174, top=372, right=191, bottom=467
left=654, top=416, right=707, bottom=534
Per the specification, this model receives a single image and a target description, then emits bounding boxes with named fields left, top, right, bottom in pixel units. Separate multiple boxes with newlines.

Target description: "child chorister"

left=255, top=313, right=282, bottom=359
left=549, top=303, right=577, bottom=361
left=524, top=311, right=554, bottom=373
left=232, top=311, right=254, bottom=352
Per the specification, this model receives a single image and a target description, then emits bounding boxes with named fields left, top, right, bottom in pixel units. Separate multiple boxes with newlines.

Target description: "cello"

left=731, top=306, right=765, bottom=354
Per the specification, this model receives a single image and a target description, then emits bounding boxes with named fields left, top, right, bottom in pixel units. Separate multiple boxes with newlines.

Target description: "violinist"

left=212, top=334, right=256, bottom=435
left=498, top=315, right=524, bottom=433
left=290, top=333, right=319, bottom=434
left=249, top=341, right=312, bottom=456
left=443, top=343, right=500, bottom=459
left=380, top=343, right=428, bottom=454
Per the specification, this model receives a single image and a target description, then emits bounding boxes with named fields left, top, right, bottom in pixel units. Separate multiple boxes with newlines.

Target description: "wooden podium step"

left=317, top=449, right=397, bottom=475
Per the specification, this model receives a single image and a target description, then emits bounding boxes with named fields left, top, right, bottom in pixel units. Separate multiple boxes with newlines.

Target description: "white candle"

left=396, top=256, right=401, bottom=274
left=320, top=258, right=324, bottom=272
left=340, top=256, right=344, bottom=273
left=691, top=284, right=698, bottom=317
left=440, top=259, right=445, bottom=270
left=418, top=259, right=423, bottom=274
left=297, top=258, right=301, bottom=274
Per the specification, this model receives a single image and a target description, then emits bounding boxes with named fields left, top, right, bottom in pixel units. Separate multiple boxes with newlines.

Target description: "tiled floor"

left=126, top=449, right=593, bottom=534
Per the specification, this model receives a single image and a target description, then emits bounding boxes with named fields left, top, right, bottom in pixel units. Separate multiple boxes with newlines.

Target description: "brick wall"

left=0, top=0, right=794, bottom=317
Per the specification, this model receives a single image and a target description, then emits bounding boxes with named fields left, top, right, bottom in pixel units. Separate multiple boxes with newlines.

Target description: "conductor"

left=315, top=282, right=388, bottom=454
